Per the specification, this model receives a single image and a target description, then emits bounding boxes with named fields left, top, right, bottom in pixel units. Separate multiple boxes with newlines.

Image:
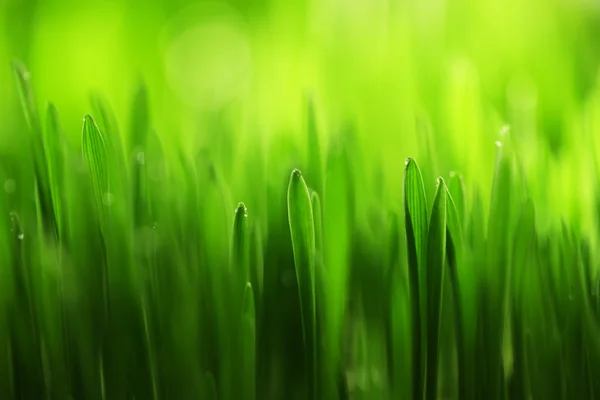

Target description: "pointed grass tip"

left=405, top=157, right=415, bottom=167
left=236, top=202, right=248, bottom=217
left=291, top=168, right=303, bottom=178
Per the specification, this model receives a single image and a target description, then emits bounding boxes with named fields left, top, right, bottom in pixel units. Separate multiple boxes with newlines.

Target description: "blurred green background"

left=1, top=0, right=600, bottom=228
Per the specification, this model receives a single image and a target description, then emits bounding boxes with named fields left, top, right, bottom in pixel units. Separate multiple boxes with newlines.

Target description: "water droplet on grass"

left=136, top=151, right=146, bottom=165
left=17, top=233, right=24, bottom=240
left=495, top=141, right=503, bottom=148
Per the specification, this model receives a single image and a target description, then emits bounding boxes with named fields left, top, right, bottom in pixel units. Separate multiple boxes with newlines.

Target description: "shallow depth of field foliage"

left=2, top=0, right=600, bottom=399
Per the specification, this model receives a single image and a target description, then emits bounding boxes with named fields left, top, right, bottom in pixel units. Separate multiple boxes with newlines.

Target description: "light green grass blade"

left=310, top=191, right=323, bottom=257
left=90, top=93, right=127, bottom=178
left=82, top=114, right=110, bottom=232
left=307, top=99, right=323, bottom=196
left=12, top=61, right=41, bottom=134
left=448, top=171, right=466, bottom=228
left=287, top=168, right=317, bottom=399
left=403, top=157, right=428, bottom=400
left=425, top=177, right=447, bottom=400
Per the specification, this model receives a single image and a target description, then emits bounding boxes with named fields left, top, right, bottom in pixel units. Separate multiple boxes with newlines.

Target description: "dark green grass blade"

left=12, top=61, right=57, bottom=238
left=204, top=371, right=218, bottom=400
left=250, top=223, right=264, bottom=304
left=129, top=85, right=152, bottom=228
left=241, top=282, right=256, bottom=400
left=481, top=141, right=513, bottom=399
left=287, top=169, right=317, bottom=399
left=403, top=157, right=428, bottom=400
left=509, top=199, right=535, bottom=400
left=129, top=83, right=150, bottom=153
left=232, top=202, right=249, bottom=280
left=425, top=178, right=447, bottom=400
left=9, top=212, right=47, bottom=398
left=446, top=189, right=467, bottom=400
left=45, top=104, right=66, bottom=239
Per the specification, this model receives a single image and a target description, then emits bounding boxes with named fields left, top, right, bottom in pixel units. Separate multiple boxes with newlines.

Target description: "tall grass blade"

left=44, top=104, right=66, bottom=239
left=446, top=189, right=467, bottom=400
left=403, top=157, right=428, bottom=400
left=232, top=202, right=249, bottom=281
left=425, top=178, right=447, bottom=400
left=82, top=115, right=110, bottom=232
left=287, top=169, right=317, bottom=398
left=241, top=282, right=256, bottom=400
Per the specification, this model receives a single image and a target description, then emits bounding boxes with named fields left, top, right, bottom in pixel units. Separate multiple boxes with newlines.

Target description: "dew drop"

left=17, top=233, right=24, bottom=240
left=500, top=125, right=510, bottom=136
left=495, top=141, right=503, bottom=148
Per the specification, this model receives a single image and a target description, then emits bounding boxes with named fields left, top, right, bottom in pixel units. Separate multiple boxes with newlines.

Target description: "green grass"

left=2, top=61, right=600, bottom=400
left=1, top=3, right=600, bottom=396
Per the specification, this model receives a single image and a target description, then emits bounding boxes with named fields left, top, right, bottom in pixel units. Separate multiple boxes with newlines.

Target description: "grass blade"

left=403, top=157, right=428, bottom=400
left=12, top=61, right=57, bottom=237
left=425, top=177, right=447, bottom=400
left=287, top=169, right=317, bottom=399
left=446, top=188, right=467, bottom=400
left=232, top=202, right=249, bottom=281
left=44, top=104, right=66, bottom=239
left=241, top=282, right=256, bottom=400
left=82, top=115, right=110, bottom=232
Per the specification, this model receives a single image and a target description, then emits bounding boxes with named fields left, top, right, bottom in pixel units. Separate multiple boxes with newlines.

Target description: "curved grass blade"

left=240, top=282, right=256, bottom=400
left=425, top=177, right=447, bottom=400
left=446, top=189, right=467, bottom=400
left=12, top=61, right=57, bottom=238
left=82, top=114, right=110, bottom=232
left=287, top=169, right=317, bottom=399
left=403, top=157, right=428, bottom=400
